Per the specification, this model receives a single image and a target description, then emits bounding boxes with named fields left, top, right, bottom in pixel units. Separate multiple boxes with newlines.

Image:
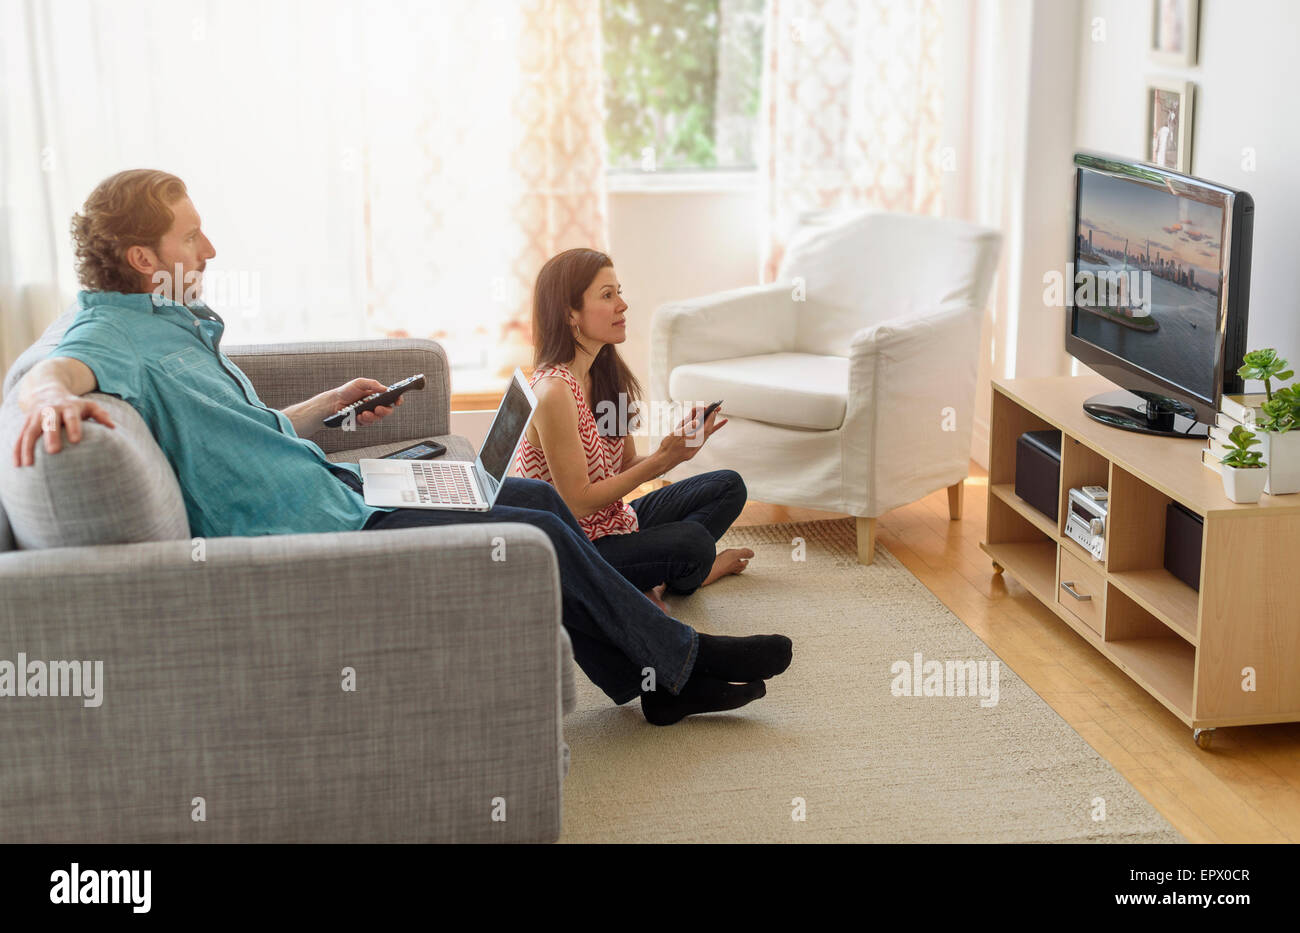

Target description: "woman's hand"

left=655, top=404, right=727, bottom=470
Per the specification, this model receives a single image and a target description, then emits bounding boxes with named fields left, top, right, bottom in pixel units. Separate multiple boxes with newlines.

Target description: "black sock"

left=693, top=633, right=793, bottom=682
left=640, top=676, right=767, bottom=727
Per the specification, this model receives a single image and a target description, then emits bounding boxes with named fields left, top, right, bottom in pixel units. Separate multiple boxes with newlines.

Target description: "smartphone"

left=699, top=400, right=724, bottom=425
left=382, top=440, right=447, bottom=461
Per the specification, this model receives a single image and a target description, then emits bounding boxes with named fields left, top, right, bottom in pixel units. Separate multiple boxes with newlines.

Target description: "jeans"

left=592, top=470, right=747, bottom=595
left=332, top=467, right=697, bottom=704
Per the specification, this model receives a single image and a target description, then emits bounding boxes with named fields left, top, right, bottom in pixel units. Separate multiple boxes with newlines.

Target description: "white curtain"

left=0, top=0, right=608, bottom=386
left=758, top=0, right=945, bottom=281
left=942, top=0, right=1078, bottom=465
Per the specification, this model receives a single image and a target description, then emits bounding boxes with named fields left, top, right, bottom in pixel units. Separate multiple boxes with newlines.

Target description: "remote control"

left=1081, top=484, right=1108, bottom=501
left=323, top=374, right=426, bottom=428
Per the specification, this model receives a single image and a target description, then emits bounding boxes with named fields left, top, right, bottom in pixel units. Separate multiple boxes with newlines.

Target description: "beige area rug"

left=559, top=519, right=1183, bottom=843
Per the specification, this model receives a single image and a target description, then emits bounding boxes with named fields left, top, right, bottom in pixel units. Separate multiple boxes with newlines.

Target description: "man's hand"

left=282, top=377, right=404, bottom=436
left=326, top=377, right=404, bottom=427
left=13, top=395, right=117, bottom=467
left=13, top=357, right=108, bottom=467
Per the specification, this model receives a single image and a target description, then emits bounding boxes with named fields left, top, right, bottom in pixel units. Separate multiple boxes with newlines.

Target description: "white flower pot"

left=1221, top=464, right=1268, bottom=504
left=1253, top=429, right=1300, bottom=495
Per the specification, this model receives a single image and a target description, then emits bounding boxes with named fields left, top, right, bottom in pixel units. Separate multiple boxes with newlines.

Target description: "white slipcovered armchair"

left=650, top=210, right=1001, bottom=564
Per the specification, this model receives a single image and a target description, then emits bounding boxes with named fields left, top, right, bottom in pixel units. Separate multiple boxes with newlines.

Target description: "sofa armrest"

left=225, top=338, right=451, bottom=452
left=844, top=303, right=983, bottom=516
left=650, top=284, right=797, bottom=410
left=0, top=522, right=567, bottom=843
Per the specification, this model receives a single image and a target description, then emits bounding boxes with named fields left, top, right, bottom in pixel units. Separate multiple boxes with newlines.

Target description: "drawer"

left=1057, top=548, right=1105, bottom=635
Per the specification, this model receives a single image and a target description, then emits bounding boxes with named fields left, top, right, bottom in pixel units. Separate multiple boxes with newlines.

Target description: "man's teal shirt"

left=53, top=290, right=392, bottom=537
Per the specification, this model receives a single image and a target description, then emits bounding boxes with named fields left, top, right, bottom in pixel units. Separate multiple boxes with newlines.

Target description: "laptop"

left=358, top=368, right=537, bottom=511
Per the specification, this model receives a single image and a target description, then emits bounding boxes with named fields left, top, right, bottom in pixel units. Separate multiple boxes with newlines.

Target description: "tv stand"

left=1082, top=389, right=1208, bottom=439
left=981, top=374, right=1300, bottom=748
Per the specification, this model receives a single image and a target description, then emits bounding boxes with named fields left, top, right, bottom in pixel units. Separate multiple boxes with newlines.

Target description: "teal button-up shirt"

left=53, top=290, right=391, bottom=538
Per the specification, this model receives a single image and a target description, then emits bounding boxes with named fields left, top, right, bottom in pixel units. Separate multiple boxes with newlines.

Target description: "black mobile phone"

left=323, top=373, right=426, bottom=427
left=700, top=400, right=724, bottom=424
left=382, top=440, right=447, bottom=461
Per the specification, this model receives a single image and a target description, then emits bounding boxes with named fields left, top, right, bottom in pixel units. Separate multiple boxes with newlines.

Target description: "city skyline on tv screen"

left=1072, top=169, right=1226, bottom=400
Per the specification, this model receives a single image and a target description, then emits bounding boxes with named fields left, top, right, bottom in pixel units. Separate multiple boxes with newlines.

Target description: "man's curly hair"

left=70, top=169, right=188, bottom=293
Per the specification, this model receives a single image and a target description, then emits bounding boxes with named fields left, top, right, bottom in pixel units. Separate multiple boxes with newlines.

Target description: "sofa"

left=0, top=312, right=574, bottom=842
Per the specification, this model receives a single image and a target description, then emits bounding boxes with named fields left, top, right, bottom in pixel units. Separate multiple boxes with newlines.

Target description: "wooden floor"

left=723, top=463, right=1300, bottom=844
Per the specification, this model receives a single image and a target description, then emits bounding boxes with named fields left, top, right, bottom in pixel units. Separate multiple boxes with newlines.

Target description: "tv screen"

left=1066, top=153, right=1253, bottom=432
left=1073, top=169, right=1224, bottom=401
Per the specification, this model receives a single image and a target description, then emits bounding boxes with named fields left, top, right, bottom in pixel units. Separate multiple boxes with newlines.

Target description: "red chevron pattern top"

left=514, top=364, right=640, bottom=541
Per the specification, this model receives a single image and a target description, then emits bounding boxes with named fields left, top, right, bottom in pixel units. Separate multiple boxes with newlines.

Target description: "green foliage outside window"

left=603, top=0, right=765, bottom=172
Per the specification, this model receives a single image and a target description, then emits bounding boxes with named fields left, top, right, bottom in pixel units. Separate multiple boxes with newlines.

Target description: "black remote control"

left=323, top=374, right=426, bottom=428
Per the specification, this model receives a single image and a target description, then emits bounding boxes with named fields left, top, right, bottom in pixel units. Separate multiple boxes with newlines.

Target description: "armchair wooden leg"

left=856, top=517, right=877, bottom=565
left=947, top=480, right=965, bottom=521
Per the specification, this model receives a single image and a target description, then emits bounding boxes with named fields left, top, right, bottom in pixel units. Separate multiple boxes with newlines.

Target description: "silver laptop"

left=359, top=368, right=537, bottom=511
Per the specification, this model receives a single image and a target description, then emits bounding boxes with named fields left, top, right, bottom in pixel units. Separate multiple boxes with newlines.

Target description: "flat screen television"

left=1067, top=152, right=1254, bottom=438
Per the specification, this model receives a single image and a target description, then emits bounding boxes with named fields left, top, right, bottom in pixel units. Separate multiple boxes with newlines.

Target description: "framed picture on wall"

left=1146, top=78, right=1194, bottom=172
left=1150, top=0, right=1200, bottom=67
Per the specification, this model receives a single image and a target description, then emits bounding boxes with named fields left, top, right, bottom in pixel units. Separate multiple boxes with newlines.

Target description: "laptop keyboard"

left=410, top=461, right=480, bottom=506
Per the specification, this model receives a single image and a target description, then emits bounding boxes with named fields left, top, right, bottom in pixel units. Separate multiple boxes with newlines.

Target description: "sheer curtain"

left=0, top=0, right=608, bottom=386
left=757, top=0, right=945, bottom=280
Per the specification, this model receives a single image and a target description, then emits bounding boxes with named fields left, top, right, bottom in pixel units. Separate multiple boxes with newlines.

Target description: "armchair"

left=651, top=210, right=1001, bottom=563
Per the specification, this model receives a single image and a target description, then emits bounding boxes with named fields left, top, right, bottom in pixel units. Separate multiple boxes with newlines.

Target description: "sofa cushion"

left=0, top=499, right=13, bottom=553
left=669, top=352, right=850, bottom=431
left=0, top=393, right=190, bottom=549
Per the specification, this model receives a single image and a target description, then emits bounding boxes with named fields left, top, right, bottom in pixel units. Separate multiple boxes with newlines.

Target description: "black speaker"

left=1164, top=501, right=1204, bottom=591
left=1015, top=430, right=1062, bottom=522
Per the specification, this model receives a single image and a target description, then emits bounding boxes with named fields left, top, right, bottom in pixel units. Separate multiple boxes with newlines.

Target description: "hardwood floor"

left=723, top=463, right=1300, bottom=844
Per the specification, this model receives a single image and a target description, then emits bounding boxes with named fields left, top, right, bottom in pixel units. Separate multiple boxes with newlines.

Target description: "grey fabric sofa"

left=0, top=312, right=574, bottom=842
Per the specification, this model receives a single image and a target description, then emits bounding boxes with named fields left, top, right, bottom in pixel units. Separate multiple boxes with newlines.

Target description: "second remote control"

left=323, top=374, right=426, bottom=427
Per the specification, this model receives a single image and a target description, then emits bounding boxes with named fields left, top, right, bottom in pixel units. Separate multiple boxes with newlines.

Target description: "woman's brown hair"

left=70, top=169, right=188, bottom=293
left=532, top=248, right=642, bottom=434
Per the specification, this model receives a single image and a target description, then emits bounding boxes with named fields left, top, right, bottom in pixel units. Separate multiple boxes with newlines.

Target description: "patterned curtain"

left=1, top=0, right=607, bottom=384
left=363, top=0, right=608, bottom=384
left=758, top=0, right=944, bottom=281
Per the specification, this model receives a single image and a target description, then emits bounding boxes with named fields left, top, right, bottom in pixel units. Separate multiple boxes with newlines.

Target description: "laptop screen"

left=477, top=375, right=533, bottom=485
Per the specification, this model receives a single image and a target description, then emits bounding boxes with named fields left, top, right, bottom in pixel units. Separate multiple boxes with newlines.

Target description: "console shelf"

left=984, top=375, right=1300, bottom=742
left=979, top=537, right=1058, bottom=602
left=989, top=484, right=1059, bottom=539
left=1107, top=569, right=1198, bottom=644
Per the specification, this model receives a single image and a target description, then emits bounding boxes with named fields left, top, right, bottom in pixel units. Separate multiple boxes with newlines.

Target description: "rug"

left=558, top=518, right=1183, bottom=843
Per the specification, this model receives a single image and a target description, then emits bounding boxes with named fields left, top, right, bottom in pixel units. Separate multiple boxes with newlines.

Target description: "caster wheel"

left=1193, top=728, right=1215, bottom=749
left=991, top=561, right=1004, bottom=574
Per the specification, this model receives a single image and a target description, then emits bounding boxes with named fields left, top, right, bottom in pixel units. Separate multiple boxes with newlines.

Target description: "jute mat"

left=559, top=518, right=1183, bottom=843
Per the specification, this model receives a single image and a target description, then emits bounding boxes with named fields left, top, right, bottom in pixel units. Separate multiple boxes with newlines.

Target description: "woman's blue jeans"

left=592, top=469, right=747, bottom=595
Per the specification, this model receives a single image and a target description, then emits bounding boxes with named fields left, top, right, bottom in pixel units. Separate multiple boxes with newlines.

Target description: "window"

left=603, top=0, right=766, bottom=174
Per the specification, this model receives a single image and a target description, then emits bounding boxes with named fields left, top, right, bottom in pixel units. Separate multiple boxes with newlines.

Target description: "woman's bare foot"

left=702, top=548, right=754, bottom=586
left=643, top=584, right=669, bottom=612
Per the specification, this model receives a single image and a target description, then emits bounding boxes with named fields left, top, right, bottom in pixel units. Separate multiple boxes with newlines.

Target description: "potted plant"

left=1238, top=349, right=1300, bottom=495
left=1218, top=424, right=1268, bottom=504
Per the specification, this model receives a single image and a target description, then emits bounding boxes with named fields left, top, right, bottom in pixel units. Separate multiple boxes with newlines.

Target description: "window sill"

left=606, top=170, right=758, bottom=195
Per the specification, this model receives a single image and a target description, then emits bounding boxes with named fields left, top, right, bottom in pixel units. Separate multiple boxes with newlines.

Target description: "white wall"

left=1076, top=0, right=1300, bottom=374
left=956, top=0, right=1082, bottom=467
left=606, top=187, right=760, bottom=394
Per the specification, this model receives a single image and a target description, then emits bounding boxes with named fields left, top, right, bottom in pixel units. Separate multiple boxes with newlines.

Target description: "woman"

left=516, top=248, right=754, bottom=608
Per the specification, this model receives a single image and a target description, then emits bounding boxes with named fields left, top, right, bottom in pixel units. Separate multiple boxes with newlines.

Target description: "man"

left=12, top=169, right=792, bottom=725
